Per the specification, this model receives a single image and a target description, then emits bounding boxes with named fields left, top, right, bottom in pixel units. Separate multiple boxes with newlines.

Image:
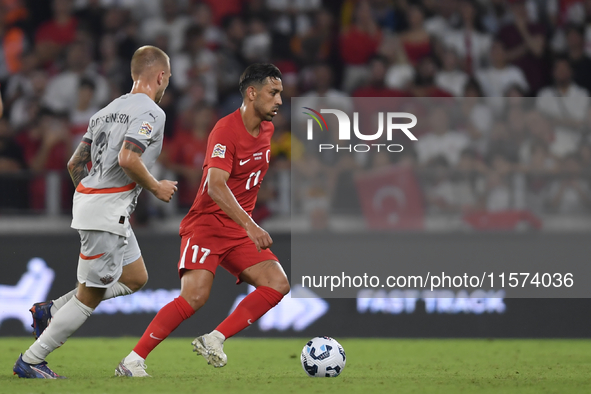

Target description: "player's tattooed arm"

left=118, top=140, right=177, bottom=202
left=67, top=142, right=92, bottom=187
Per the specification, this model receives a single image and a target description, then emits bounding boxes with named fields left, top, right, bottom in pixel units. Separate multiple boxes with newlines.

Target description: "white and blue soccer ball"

left=301, top=336, right=346, bottom=377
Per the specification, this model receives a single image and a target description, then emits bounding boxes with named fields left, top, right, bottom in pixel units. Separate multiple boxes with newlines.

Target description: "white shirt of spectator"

left=385, top=64, right=415, bottom=90
left=435, top=70, right=468, bottom=97
left=42, top=70, right=109, bottom=114
left=476, top=65, right=529, bottom=98
left=548, top=180, right=591, bottom=214
left=536, top=83, right=589, bottom=158
left=415, top=130, right=470, bottom=167
left=443, top=30, right=492, bottom=73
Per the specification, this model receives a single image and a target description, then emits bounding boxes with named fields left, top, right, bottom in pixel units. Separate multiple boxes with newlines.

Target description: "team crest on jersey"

left=212, top=143, right=226, bottom=158
left=138, top=121, right=153, bottom=137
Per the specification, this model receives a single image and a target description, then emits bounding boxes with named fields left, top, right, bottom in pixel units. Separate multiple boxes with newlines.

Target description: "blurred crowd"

left=1, top=0, right=591, bottom=221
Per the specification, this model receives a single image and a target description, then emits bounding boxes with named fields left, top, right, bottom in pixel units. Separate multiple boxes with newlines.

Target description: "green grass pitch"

left=1, top=338, right=591, bottom=393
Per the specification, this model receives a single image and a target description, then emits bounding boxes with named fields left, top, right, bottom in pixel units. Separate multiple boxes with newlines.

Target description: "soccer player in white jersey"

left=13, top=45, right=178, bottom=379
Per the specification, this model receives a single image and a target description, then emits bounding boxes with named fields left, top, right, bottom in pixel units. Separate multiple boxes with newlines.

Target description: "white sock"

left=211, top=330, right=226, bottom=342
left=124, top=350, right=144, bottom=363
left=50, top=289, right=77, bottom=315
left=104, top=282, right=134, bottom=300
left=51, top=283, right=133, bottom=315
left=23, top=297, right=94, bottom=364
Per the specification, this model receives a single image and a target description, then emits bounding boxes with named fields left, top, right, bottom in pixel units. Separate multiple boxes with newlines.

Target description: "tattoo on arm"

left=69, top=143, right=92, bottom=187
left=123, top=141, right=144, bottom=155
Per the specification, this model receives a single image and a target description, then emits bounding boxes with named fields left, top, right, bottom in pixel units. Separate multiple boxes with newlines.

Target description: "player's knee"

left=184, top=289, right=209, bottom=311
left=271, top=276, right=290, bottom=296
left=127, top=271, right=148, bottom=292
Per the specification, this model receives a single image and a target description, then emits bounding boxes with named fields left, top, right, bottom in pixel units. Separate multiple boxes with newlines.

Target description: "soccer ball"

left=300, top=336, right=346, bottom=377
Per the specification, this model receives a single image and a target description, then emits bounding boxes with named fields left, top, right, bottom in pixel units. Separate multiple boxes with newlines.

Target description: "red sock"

left=216, top=286, right=284, bottom=339
left=133, top=296, right=195, bottom=359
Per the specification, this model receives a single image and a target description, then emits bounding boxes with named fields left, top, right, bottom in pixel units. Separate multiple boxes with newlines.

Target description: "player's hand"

left=154, top=180, right=178, bottom=202
left=245, top=222, right=273, bottom=252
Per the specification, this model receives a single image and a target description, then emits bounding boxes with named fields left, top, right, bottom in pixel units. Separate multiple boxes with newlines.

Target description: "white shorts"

left=77, top=228, right=141, bottom=288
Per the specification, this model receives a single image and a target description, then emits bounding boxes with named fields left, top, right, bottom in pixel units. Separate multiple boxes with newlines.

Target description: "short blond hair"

left=130, top=46, right=169, bottom=79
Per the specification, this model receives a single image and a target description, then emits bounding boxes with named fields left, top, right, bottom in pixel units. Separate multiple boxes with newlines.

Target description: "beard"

left=255, top=101, right=278, bottom=121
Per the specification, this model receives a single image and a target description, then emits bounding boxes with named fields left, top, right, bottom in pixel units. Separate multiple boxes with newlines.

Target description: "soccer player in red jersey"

left=116, top=64, right=289, bottom=377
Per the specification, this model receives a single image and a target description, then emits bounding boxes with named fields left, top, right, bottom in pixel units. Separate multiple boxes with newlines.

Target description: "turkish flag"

left=355, top=165, right=424, bottom=229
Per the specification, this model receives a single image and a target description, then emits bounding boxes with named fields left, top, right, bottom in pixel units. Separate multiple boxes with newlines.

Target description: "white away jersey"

left=71, top=93, right=165, bottom=237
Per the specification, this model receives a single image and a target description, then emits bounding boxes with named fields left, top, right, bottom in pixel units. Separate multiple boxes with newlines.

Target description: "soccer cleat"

left=192, top=332, right=227, bottom=368
left=30, top=301, right=53, bottom=339
left=114, top=358, right=151, bottom=377
left=13, top=354, right=65, bottom=379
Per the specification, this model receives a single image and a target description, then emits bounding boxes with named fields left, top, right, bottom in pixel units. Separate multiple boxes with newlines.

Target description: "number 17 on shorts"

left=178, top=236, right=214, bottom=275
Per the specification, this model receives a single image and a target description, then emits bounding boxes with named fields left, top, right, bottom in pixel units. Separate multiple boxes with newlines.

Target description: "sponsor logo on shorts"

left=138, top=121, right=153, bottom=137
left=212, top=143, right=226, bottom=158
left=100, top=275, right=115, bottom=285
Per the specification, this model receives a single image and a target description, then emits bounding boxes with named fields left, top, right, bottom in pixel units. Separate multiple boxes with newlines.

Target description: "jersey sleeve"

left=124, top=110, right=165, bottom=153
left=206, top=127, right=236, bottom=173
left=81, top=126, right=93, bottom=146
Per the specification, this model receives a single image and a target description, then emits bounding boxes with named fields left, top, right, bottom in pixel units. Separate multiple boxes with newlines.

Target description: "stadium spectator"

left=497, top=0, right=548, bottom=94
left=0, top=118, right=23, bottom=171
left=303, top=63, right=350, bottom=106
left=161, top=105, right=213, bottom=208
left=521, top=142, right=557, bottom=212
left=476, top=40, right=529, bottom=98
left=481, top=154, right=514, bottom=212
left=242, top=17, right=272, bottom=64
left=442, top=0, right=491, bottom=74
left=487, top=121, right=521, bottom=164
left=382, top=35, right=415, bottom=90
left=291, top=8, right=337, bottom=67
left=435, top=48, right=469, bottom=97
left=411, top=55, right=453, bottom=97
left=536, top=57, right=589, bottom=158
left=424, top=156, right=477, bottom=213
left=69, top=78, right=98, bottom=148
left=415, top=106, right=470, bottom=167
left=0, top=13, right=26, bottom=79
left=340, top=0, right=383, bottom=92
left=459, top=79, right=494, bottom=152
left=0, top=118, right=27, bottom=210
left=74, top=0, right=106, bottom=43
left=353, top=55, right=410, bottom=97
left=548, top=154, right=591, bottom=213
left=190, top=2, right=223, bottom=50
left=41, top=42, right=109, bottom=113
left=215, top=15, right=247, bottom=102
left=200, top=0, right=243, bottom=25
left=4, top=51, right=38, bottom=107
left=564, top=25, right=591, bottom=93
left=172, top=25, right=217, bottom=104
left=16, top=110, right=71, bottom=211
left=399, top=4, right=432, bottom=66
left=34, top=0, right=78, bottom=70
left=9, top=70, right=48, bottom=131
left=481, top=0, right=511, bottom=34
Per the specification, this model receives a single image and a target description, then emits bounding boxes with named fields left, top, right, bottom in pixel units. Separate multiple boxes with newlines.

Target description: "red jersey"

left=180, top=109, right=274, bottom=235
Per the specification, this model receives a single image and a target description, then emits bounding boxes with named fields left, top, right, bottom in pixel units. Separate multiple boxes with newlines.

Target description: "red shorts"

left=177, top=225, right=278, bottom=282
